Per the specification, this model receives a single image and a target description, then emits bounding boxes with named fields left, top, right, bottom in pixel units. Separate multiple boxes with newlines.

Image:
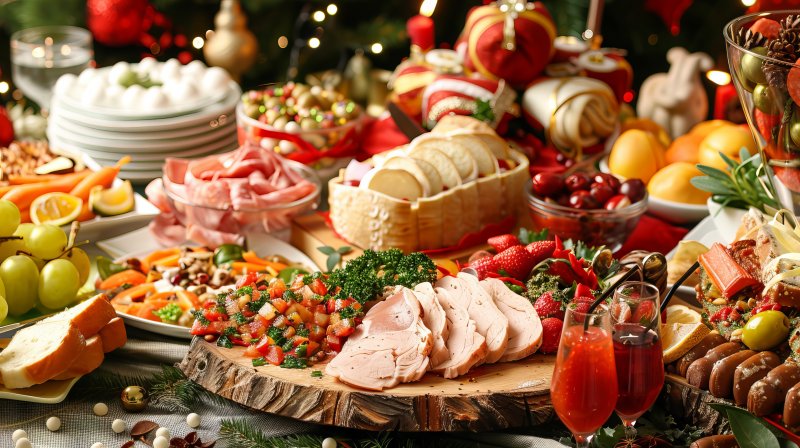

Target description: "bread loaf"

left=40, top=295, right=115, bottom=338
left=0, top=321, right=85, bottom=388
left=98, top=317, right=127, bottom=353
left=52, top=335, right=104, bottom=380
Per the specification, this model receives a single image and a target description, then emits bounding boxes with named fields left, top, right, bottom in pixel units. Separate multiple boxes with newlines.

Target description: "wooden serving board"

left=179, top=338, right=555, bottom=432
left=663, top=373, right=730, bottom=435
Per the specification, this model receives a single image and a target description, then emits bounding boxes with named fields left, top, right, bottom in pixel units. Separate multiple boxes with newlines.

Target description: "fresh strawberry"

left=469, top=256, right=499, bottom=280
left=573, top=283, right=595, bottom=301
left=493, top=246, right=536, bottom=280
left=488, top=234, right=520, bottom=253
left=534, top=291, right=565, bottom=320
left=571, top=301, right=591, bottom=314
left=539, top=318, right=563, bottom=354
left=547, top=261, right=578, bottom=285
left=573, top=295, right=594, bottom=305
left=525, top=240, right=556, bottom=265
left=632, top=300, right=657, bottom=325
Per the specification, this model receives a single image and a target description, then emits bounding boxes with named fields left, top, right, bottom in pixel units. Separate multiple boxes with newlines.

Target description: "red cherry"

left=531, top=172, right=564, bottom=198
left=590, top=183, right=615, bottom=204
left=564, top=173, right=591, bottom=192
left=593, top=173, right=621, bottom=192
left=569, top=190, right=599, bottom=209
left=604, top=194, right=632, bottom=210
left=619, top=179, right=647, bottom=202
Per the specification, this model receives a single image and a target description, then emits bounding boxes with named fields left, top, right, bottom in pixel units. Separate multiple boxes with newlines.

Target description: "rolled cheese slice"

left=410, top=136, right=478, bottom=182
left=407, top=146, right=462, bottom=190
left=361, top=168, right=425, bottom=200
left=383, top=156, right=443, bottom=195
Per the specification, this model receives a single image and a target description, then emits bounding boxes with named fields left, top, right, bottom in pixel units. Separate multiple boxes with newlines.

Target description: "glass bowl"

left=162, top=159, right=321, bottom=241
left=725, top=11, right=800, bottom=214
left=526, top=181, right=648, bottom=252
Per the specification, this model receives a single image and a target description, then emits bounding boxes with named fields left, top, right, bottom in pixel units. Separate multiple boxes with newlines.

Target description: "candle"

left=407, top=0, right=436, bottom=53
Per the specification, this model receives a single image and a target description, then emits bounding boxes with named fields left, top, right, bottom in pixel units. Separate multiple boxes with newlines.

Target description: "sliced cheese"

left=383, top=157, right=443, bottom=196
left=361, top=168, right=425, bottom=201
left=371, top=146, right=407, bottom=166
left=410, top=136, right=478, bottom=182
left=449, top=134, right=498, bottom=176
left=407, top=146, right=462, bottom=190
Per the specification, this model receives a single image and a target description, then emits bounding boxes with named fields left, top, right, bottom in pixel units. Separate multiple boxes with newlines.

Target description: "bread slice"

left=0, top=321, right=85, bottom=389
left=406, top=146, right=462, bottom=190
left=361, top=168, right=425, bottom=200
left=39, top=294, right=115, bottom=338
left=98, top=317, right=127, bottom=353
left=53, top=335, right=104, bottom=380
left=431, top=115, right=496, bottom=135
left=384, top=157, right=444, bottom=195
left=410, top=137, right=478, bottom=182
left=450, top=134, right=498, bottom=176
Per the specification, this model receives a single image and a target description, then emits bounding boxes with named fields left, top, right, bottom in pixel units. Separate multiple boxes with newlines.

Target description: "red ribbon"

left=238, top=123, right=362, bottom=165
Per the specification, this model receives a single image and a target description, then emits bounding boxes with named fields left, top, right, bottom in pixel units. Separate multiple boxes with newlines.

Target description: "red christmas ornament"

left=645, top=0, right=693, bottom=35
left=87, top=0, right=150, bottom=46
left=748, top=0, right=800, bottom=12
left=0, top=106, right=14, bottom=147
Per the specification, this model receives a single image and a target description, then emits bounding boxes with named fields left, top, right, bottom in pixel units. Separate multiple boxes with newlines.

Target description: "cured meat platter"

left=178, top=338, right=554, bottom=432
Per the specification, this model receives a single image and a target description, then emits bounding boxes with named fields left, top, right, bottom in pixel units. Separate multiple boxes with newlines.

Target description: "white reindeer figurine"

left=637, top=47, right=713, bottom=139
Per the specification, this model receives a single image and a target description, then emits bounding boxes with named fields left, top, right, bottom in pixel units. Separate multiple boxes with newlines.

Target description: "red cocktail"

left=551, top=305, right=617, bottom=447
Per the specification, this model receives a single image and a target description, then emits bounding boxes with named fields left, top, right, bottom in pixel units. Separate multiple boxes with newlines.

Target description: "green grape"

left=13, top=223, right=35, bottom=244
left=0, top=275, right=4, bottom=298
left=0, top=200, right=20, bottom=237
left=0, top=239, right=25, bottom=264
left=0, top=296, right=7, bottom=322
left=38, top=259, right=80, bottom=309
left=0, top=255, right=39, bottom=316
left=61, top=248, right=90, bottom=285
left=27, top=224, right=67, bottom=260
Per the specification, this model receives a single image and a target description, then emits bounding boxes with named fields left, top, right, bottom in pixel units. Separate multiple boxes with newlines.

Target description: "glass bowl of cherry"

left=527, top=171, right=648, bottom=252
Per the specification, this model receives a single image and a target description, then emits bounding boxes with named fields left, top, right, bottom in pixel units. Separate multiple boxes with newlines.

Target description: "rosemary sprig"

left=219, top=420, right=325, bottom=448
left=690, top=147, right=780, bottom=213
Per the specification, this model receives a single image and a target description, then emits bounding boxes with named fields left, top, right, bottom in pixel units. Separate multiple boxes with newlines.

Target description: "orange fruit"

left=689, top=120, right=735, bottom=140
left=698, top=126, right=757, bottom=171
left=665, top=133, right=703, bottom=164
left=620, top=118, right=671, bottom=148
left=648, top=163, right=710, bottom=204
left=608, top=129, right=666, bottom=183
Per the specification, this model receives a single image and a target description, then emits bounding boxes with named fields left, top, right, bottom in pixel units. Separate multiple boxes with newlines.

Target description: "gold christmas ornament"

left=120, top=385, right=149, bottom=412
left=204, top=0, right=258, bottom=82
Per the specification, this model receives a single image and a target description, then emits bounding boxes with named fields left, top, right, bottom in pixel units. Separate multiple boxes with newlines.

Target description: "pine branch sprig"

left=219, top=419, right=325, bottom=448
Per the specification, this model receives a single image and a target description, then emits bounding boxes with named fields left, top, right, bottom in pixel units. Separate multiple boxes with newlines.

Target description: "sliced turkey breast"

left=413, top=282, right=450, bottom=367
left=481, top=278, right=543, bottom=362
left=431, top=286, right=488, bottom=378
left=325, top=287, right=432, bottom=391
left=436, top=273, right=509, bottom=363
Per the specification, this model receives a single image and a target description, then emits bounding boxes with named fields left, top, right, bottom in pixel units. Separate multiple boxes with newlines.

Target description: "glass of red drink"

left=610, top=281, right=664, bottom=438
left=551, top=304, right=618, bottom=447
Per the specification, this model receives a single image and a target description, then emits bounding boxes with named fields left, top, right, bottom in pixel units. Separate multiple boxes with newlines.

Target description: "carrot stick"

left=242, top=251, right=288, bottom=271
left=151, top=253, right=180, bottom=268
left=98, top=269, right=147, bottom=290
left=232, top=262, right=270, bottom=274
left=19, top=208, right=30, bottom=223
left=69, top=156, right=130, bottom=201
left=141, top=248, right=181, bottom=272
left=1, top=175, right=86, bottom=210
left=111, top=283, right=156, bottom=303
left=75, top=203, right=95, bottom=222
left=8, top=170, right=92, bottom=185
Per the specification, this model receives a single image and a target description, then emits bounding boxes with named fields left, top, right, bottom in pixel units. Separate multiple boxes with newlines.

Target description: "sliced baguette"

left=431, top=115, right=496, bottom=135
left=410, top=137, right=478, bottom=182
left=448, top=134, right=498, bottom=176
left=52, top=335, right=104, bottom=380
left=383, top=157, right=444, bottom=195
left=406, top=146, right=462, bottom=190
left=98, top=317, right=127, bottom=353
left=0, top=321, right=85, bottom=389
left=361, top=168, right=425, bottom=200
left=39, top=294, right=115, bottom=338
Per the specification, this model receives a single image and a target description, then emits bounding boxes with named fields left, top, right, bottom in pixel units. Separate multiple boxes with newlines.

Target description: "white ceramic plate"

left=97, top=228, right=321, bottom=339
left=666, top=216, right=721, bottom=299
left=648, top=195, right=709, bottom=224
left=50, top=112, right=229, bottom=141
left=0, top=340, right=80, bottom=404
left=49, top=82, right=240, bottom=131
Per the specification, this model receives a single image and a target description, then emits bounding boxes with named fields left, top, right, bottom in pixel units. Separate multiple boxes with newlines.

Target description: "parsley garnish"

left=296, top=325, right=310, bottom=337
left=236, top=285, right=254, bottom=297
left=252, top=357, right=267, bottom=367
left=281, top=355, right=307, bottom=369
left=311, top=370, right=323, bottom=378
left=295, top=343, right=308, bottom=358
left=281, top=339, right=294, bottom=352
left=192, top=310, right=209, bottom=326
left=222, top=326, right=237, bottom=337
left=217, top=335, right=233, bottom=348
left=282, top=290, right=297, bottom=302
left=337, top=305, right=361, bottom=319
left=267, top=327, right=286, bottom=346
left=232, top=312, right=247, bottom=325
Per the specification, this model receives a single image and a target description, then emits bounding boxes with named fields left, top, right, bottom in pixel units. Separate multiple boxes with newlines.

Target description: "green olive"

left=742, top=310, right=790, bottom=350
left=790, top=109, right=800, bottom=147
left=742, top=47, right=769, bottom=85
left=753, top=84, right=781, bottom=114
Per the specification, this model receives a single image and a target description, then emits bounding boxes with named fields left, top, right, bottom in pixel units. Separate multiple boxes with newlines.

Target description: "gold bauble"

left=204, top=0, right=259, bottom=82
left=120, top=385, right=149, bottom=412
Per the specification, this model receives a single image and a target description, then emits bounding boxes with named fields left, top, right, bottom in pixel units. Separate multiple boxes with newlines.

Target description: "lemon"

left=665, top=304, right=702, bottom=325
left=662, top=322, right=711, bottom=364
left=89, top=180, right=135, bottom=217
left=30, top=193, right=83, bottom=226
left=689, top=120, right=735, bottom=140
left=620, top=118, right=672, bottom=147
left=648, top=162, right=710, bottom=205
left=698, top=125, right=757, bottom=171
left=608, top=129, right=666, bottom=183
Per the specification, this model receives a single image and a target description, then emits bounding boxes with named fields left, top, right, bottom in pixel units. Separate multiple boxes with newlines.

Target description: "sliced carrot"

left=111, top=283, right=156, bottom=303
left=76, top=203, right=95, bottom=222
left=143, top=291, right=178, bottom=304
left=141, top=248, right=181, bottom=272
left=2, top=174, right=87, bottom=210
left=69, top=156, right=130, bottom=201
left=232, top=262, right=269, bottom=274
left=151, top=253, right=180, bottom=268
left=135, top=300, right=170, bottom=321
left=19, top=208, right=30, bottom=223
left=176, top=290, right=201, bottom=310
left=98, top=269, right=147, bottom=290
left=242, top=251, right=288, bottom=271
left=8, top=170, right=91, bottom=185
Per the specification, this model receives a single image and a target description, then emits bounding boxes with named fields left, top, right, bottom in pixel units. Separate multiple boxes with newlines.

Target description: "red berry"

left=632, top=300, right=657, bottom=325
left=569, top=190, right=599, bottom=209
left=564, top=173, right=591, bottom=192
left=525, top=240, right=556, bottom=265
left=487, top=234, right=520, bottom=253
left=593, top=173, right=621, bottom=192
left=619, top=179, right=646, bottom=202
left=531, top=172, right=564, bottom=198
left=493, top=246, right=537, bottom=280
left=534, top=291, right=565, bottom=320
left=589, top=183, right=615, bottom=205
left=751, top=18, right=781, bottom=40
left=572, top=301, right=591, bottom=314
left=540, top=317, right=564, bottom=354
left=604, top=194, right=632, bottom=210
left=469, top=256, right=499, bottom=280
left=468, top=249, right=493, bottom=264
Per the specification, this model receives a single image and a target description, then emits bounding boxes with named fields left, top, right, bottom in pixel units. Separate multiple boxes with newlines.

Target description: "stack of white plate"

left=48, top=66, right=241, bottom=184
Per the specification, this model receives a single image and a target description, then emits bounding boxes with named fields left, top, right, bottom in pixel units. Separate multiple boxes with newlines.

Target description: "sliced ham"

left=436, top=273, right=509, bottom=364
left=431, top=286, right=488, bottom=378
left=413, top=283, right=450, bottom=367
left=481, top=278, right=542, bottom=362
left=325, top=287, right=432, bottom=391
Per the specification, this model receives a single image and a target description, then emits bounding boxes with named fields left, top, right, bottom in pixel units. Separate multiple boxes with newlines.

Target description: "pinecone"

left=765, top=15, right=800, bottom=88
left=735, top=27, right=768, bottom=50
